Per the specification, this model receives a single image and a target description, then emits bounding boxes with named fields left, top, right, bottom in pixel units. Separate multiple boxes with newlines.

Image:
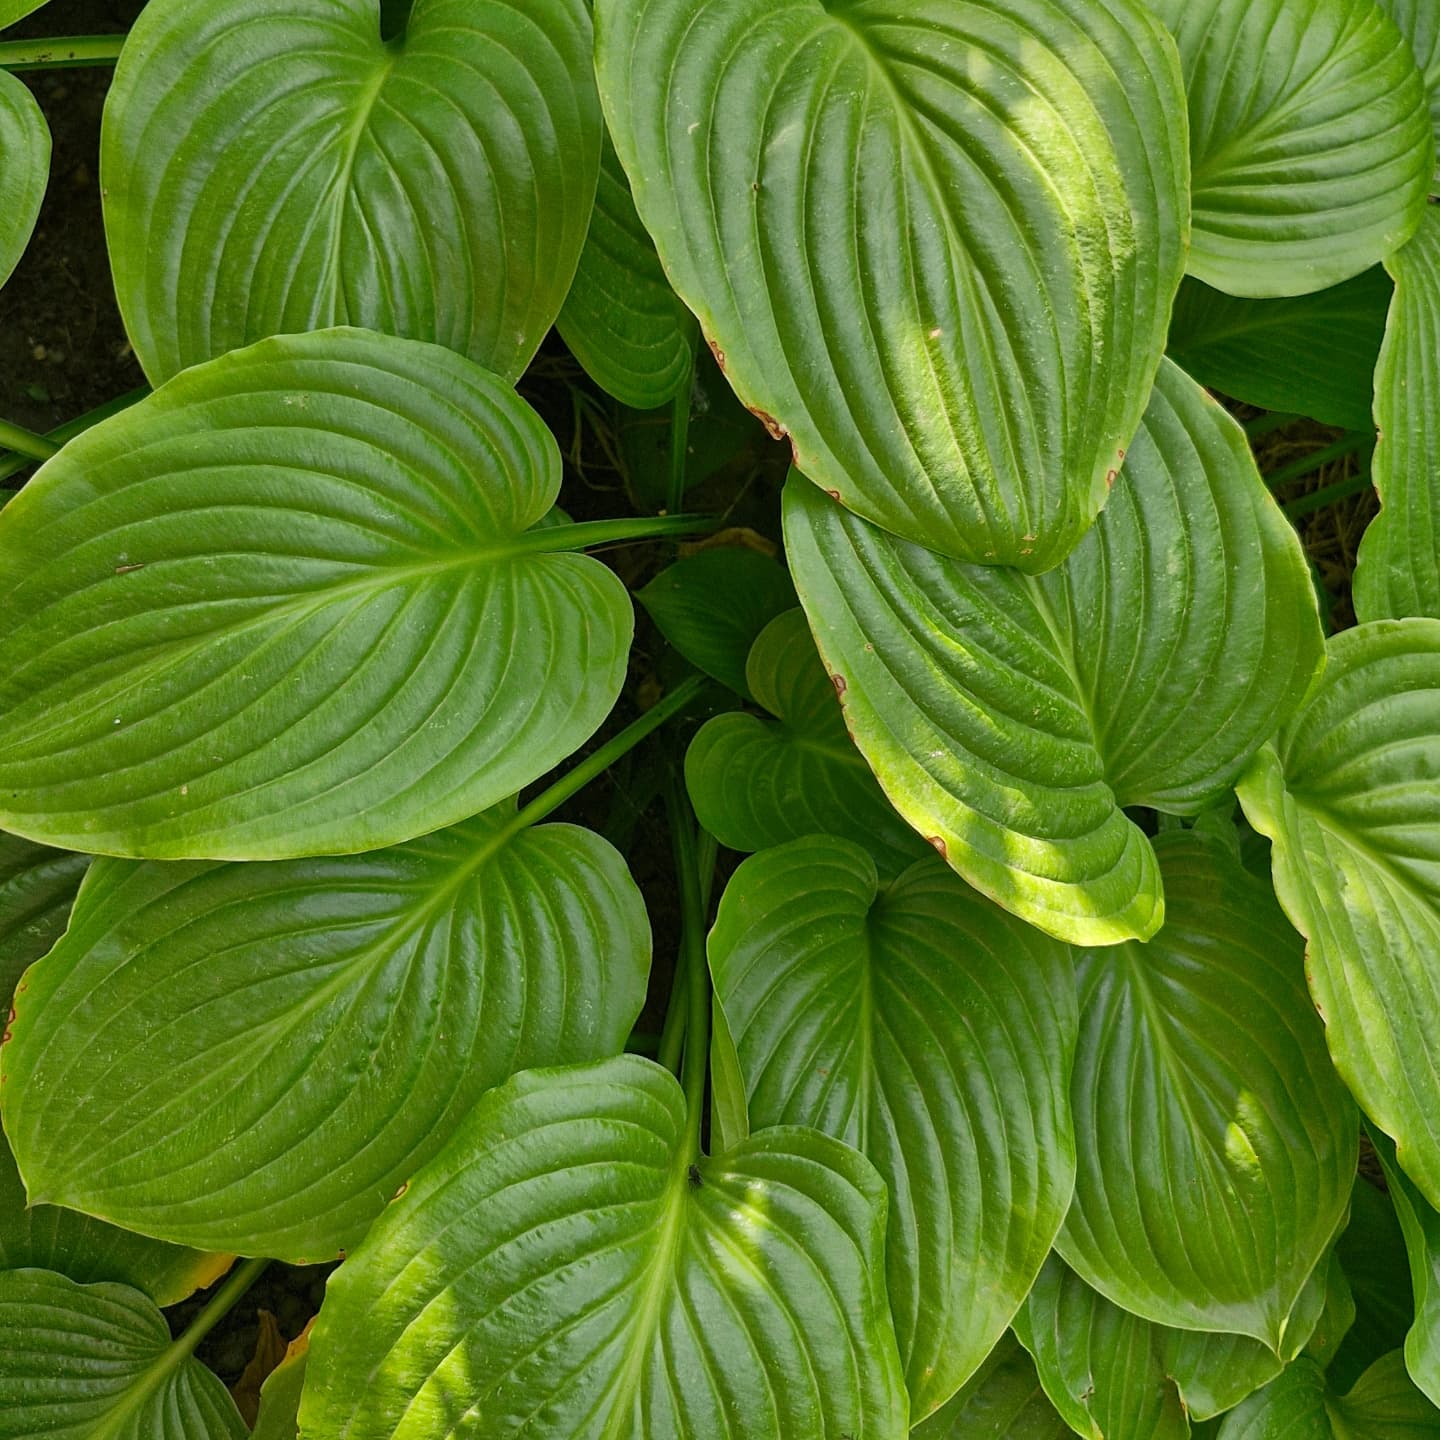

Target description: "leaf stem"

left=1242, top=411, right=1300, bottom=439
left=0, top=35, right=126, bottom=70
left=0, top=419, right=60, bottom=463
left=1284, top=470, right=1375, bottom=520
left=665, top=774, right=712, bottom=1160
left=174, top=1257, right=269, bottom=1363
left=1265, top=433, right=1371, bottom=489
left=656, top=968, right=688, bottom=1076
left=667, top=355, right=696, bottom=516
left=0, top=386, right=148, bottom=484
left=524, top=513, right=717, bottom=554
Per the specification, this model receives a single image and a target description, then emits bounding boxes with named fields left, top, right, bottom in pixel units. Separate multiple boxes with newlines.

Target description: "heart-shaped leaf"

left=557, top=130, right=698, bottom=409
left=709, top=835, right=1077, bottom=1420
left=1015, top=1255, right=1327, bottom=1440
left=0, top=1138, right=229, bottom=1308
left=596, top=0, right=1189, bottom=569
left=1217, top=1352, right=1440, bottom=1439
left=0, top=69, right=48, bottom=292
left=784, top=358, right=1323, bottom=945
left=1369, top=1127, right=1440, bottom=1408
left=2, top=803, right=649, bottom=1260
left=300, top=1055, right=909, bottom=1438
left=912, top=1334, right=1068, bottom=1440
left=1167, top=270, right=1392, bottom=432
left=0, top=832, right=87, bottom=1003
left=1355, top=208, right=1440, bottom=622
left=1237, top=619, right=1440, bottom=1207
left=636, top=547, right=796, bottom=700
left=1149, top=0, right=1434, bottom=298
left=0, top=327, right=634, bottom=860
left=686, top=609, right=930, bottom=879
left=0, top=1269, right=246, bottom=1439
left=1377, top=1, right=1440, bottom=160
left=1058, top=832, right=1355, bottom=1345
left=102, top=0, right=600, bottom=384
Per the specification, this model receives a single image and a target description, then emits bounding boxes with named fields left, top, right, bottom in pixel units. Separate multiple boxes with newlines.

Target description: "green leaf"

left=0, top=1137, right=229, bottom=1308
left=300, top=1055, right=909, bottom=1439
left=1015, top=1254, right=1318, bottom=1440
left=557, top=130, right=698, bottom=409
left=1370, top=1127, right=1440, bottom=1408
left=1237, top=619, right=1440, bottom=1206
left=1217, top=1353, right=1440, bottom=1440
left=1376, top=0, right=1440, bottom=163
left=1332, top=1178, right=1414, bottom=1394
left=1058, top=832, right=1355, bottom=1345
left=1167, top=270, right=1392, bottom=431
left=1303, top=1252, right=1358, bottom=1370
left=1355, top=208, right=1440, bottom=622
left=596, top=0, right=1188, bottom=569
left=707, top=992, right=749, bottom=1157
left=1148, top=0, right=1434, bottom=298
left=0, top=1, right=53, bottom=27
left=0, top=69, right=49, bottom=292
left=709, top=835, right=1077, bottom=1420
left=0, top=327, right=633, bottom=859
left=913, top=1334, right=1069, bottom=1440
left=102, top=0, right=600, bottom=384
left=0, top=832, right=87, bottom=1004
left=2, top=804, right=650, bottom=1260
left=685, top=609, right=930, bottom=879
left=252, top=1328, right=309, bottom=1440
left=0, top=1269, right=246, bottom=1439
left=636, top=547, right=796, bottom=699
left=784, top=358, right=1323, bottom=945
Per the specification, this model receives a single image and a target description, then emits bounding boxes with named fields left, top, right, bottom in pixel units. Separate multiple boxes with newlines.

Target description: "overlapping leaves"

left=597, top=0, right=1188, bottom=569
left=0, top=328, right=633, bottom=859
left=785, top=359, right=1323, bottom=944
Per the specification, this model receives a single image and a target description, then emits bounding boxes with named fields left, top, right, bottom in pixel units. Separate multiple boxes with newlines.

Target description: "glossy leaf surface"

left=0, top=328, right=632, bottom=859
left=709, top=835, right=1077, bottom=1419
left=1238, top=619, right=1440, bottom=1206
left=1355, top=208, right=1440, bottom=622
left=102, top=0, right=600, bottom=383
left=1167, top=270, right=1391, bottom=431
left=786, top=359, right=1323, bottom=944
left=913, top=1335, right=1068, bottom=1440
left=0, top=69, right=48, bottom=292
left=2, top=805, right=649, bottom=1259
left=597, top=0, right=1188, bottom=569
left=1059, top=833, right=1355, bottom=1344
left=1150, top=0, right=1434, bottom=297
left=686, top=609, right=928, bottom=878
left=302, top=1056, right=908, bottom=1438
left=0, top=832, right=87, bottom=1003
left=557, top=131, right=697, bottom=409
left=0, top=1269, right=246, bottom=1439
left=636, top=547, right=795, bottom=699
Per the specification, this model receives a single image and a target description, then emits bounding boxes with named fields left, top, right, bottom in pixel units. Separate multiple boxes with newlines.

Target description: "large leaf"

left=1167, top=270, right=1391, bottom=432
left=102, top=0, right=600, bottom=384
left=913, top=1335, right=1069, bottom=1440
left=2, top=803, right=649, bottom=1260
left=0, top=69, right=48, bottom=293
left=1371, top=1127, right=1440, bottom=1408
left=1377, top=0, right=1440, bottom=160
left=708, top=835, right=1077, bottom=1419
left=685, top=609, right=929, bottom=879
left=1149, top=0, right=1434, bottom=298
left=785, top=358, right=1323, bottom=945
left=0, top=1139, right=228, bottom=1308
left=1015, top=1255, right=1324, bottom=1440
left=0, top=1269, right=246, bottom=1439
left=556, top=130, right=698, bottom=409
left=1355, top=208, right=1440, bottom=622
left=0, top=327, right=633, bottom=859
left=1217, top=1353, right=1440, bottom=1439
left=0, top=832, right=87, bottom=1003
left=596, top=0, right=1188, bottom=570
left=1237, top=619, right=1440, bottom=1206
left=1058, top=832, right=1355, bottom=1344
left=301, top=1055, right=909, bottom=1438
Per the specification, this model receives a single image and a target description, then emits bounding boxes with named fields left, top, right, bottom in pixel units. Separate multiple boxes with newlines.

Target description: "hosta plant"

left=0, top=0, right=1438, bottom=1436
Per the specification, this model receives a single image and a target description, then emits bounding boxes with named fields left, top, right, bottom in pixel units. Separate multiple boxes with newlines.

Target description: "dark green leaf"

left=0, top=328, right=633, bottom=859
left=252, top=1328, right=309, bottom=1440
left=913, top=1334, right=1069, bottom=1440
left=0, top=69, right=48, bottom=292
left=0, top=831, right=87, bottom=1004
left=1332, top=1178, right=1414, bottom=1394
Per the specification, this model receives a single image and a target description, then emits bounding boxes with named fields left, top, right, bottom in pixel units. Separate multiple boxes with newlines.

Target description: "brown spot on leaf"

left=114, top=563, right=145, bottom=575
left=927, top=836, right=948, bottom=860
left=830, top=673, right=848, bottom=699
left=750, top=407, right=788, bottom=443
left=391, top=1180, right=409, bottom=1202
left=825, top=488, right=842, bottom=502
left=707, top=338, right=726, bottom=372
left=1106, top=469, right=1118, bottom=489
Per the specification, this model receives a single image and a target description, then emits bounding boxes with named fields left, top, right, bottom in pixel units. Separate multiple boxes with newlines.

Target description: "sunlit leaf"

left=2, top=804, right=650, bottom=1260
left=709, top=835, right=1076, bottom=1419
left=785, top=359, right=1323, bottom=944
left=596, top=0, right=1188, bottom=569
left=0, top=328, right=633, bottom=859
